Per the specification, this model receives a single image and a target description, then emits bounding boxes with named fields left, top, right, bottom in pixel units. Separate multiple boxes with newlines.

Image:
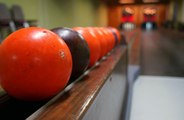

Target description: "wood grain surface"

left=27, top=46, right=127, bottom=120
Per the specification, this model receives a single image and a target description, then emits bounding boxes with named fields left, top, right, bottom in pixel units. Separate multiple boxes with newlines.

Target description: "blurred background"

left=0, top=0, right=182, bottom=30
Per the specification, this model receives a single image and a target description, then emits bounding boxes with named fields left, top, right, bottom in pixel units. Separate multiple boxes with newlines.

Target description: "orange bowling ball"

left=91, top=27, right=108, bottom=58
left=73, top=27, right=101, bottom=67
left=99, top=27, right=113, bottom=53
left=0, top=27, right=72, bottom=101
left=106, top=28, right=116, bottom=50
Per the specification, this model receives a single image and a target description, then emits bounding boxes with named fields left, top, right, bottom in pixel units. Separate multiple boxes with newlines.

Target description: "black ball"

left=51, top=27, right=90, bottom=82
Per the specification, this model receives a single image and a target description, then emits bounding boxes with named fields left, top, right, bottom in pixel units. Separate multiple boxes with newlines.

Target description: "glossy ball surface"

left=0, top=27, right=72, bottom=101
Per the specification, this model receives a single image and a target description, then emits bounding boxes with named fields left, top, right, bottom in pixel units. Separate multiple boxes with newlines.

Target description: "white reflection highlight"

left=32, top=31, right=47, bottom=40
left=12, top=55, right=17, bottom=60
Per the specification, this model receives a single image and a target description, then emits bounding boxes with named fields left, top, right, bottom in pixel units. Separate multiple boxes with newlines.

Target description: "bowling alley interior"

left=0, top=0, right=184, bottom=120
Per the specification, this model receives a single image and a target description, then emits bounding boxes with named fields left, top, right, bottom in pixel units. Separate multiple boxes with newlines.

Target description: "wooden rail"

left=0, top=46, right=128, bottom=120
left=27, top=46, right=127, bottom=120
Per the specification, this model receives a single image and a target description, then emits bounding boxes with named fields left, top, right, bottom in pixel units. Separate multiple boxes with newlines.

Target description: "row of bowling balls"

left=0, top=26, right=121, bottom=101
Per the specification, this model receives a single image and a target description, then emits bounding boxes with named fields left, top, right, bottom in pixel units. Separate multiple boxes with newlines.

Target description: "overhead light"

left=119, top=0, right=135, bottom=4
